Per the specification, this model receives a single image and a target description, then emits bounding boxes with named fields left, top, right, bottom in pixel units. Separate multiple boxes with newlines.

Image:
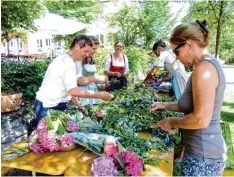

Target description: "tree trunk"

left=5, top=31, right=10, bottom=56
left=215, top=0, right=225, bottom=59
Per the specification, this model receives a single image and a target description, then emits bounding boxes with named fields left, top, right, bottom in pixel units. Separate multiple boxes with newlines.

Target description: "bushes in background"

left=1, top=60, right=50, bottom=102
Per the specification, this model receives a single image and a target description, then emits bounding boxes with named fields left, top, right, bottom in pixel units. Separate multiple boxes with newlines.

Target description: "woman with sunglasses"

left=104, top=41, right=129, bottom=91
left=150, top=20, right=227, bottom=176
left=74, top=36, right=108, bottom=106
left=144, top=40, right=188, bottom=100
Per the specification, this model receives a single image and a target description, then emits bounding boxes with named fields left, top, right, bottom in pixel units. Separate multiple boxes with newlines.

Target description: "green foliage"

left=124, top=46, right=155, bottom=75
left=1, top=1, right=45, bottom=31
left=44, top=0, right=103, bottom=23
left=86, top=83, right=180, bottom=165
left=1, top=60, right=50, bottom=102
left=183, top=1, right=234, bottom=63
left=94, top=47, right=113, bottom=75
left=106, top=0, right=175, bottom=47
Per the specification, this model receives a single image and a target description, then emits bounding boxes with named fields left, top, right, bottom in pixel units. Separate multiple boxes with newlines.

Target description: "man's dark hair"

left=70, top=35, right=93, bottom=49
left=89, top=35, right=100, bottom=45
left=152, top=40, right=167, bottom=51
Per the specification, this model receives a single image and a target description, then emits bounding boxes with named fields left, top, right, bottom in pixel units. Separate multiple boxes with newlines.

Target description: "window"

left=56, top=41, right=61, bottom=47
left=37, top=39, right=43, bottom=48
left=45, top=39, right=51, bottom=47
left=20, top=42, right=23, bottom=49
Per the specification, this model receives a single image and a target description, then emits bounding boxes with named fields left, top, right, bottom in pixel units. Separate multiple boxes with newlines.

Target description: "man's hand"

left=98, top=91, right=114, bottom=101
left=71, top=97, right=80, bottom=105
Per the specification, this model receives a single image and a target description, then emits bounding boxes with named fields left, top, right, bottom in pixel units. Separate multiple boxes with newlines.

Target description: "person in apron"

left=104, top=41, right=129, bottom=92
left=75, top=36, right=108, bottom=106
left=144, top=40, right=188, bottom=100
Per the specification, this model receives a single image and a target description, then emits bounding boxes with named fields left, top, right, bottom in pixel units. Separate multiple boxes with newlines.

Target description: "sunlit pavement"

left=222, top=64, right=234, bottom=85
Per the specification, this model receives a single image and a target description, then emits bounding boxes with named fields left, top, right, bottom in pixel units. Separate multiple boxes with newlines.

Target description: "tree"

left=44, top=0, right=104, bottom=48
left=106, top=4, right=142, bottom=47
left=43, top=0, right=103, bottom=23
left=1, top=0, right=45, bottom=55
left=183, top=0, right=234, bottom=60
left=106, top=0, right=175, bottom=48
left=139, top=0, right=176, bottom=46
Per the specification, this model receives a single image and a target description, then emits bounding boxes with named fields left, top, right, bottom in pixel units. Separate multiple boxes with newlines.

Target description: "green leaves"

left=106, top=0, right=175, bottom=47
left=114, top=154, right=125, bottom=169
left=57, top=120, right=66, bottom=136
left=1, top=1, right=46, bottom=31
left=1, top=60, right=50, bottom=101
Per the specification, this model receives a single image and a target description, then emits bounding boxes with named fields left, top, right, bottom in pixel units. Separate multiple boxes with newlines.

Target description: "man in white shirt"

left=144, top=40, right=188, bottom=99
left=28, top=35, right=113, bottom=135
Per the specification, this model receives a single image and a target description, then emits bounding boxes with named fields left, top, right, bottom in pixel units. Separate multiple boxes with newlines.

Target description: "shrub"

left=1, top=60, right=50, bottom=102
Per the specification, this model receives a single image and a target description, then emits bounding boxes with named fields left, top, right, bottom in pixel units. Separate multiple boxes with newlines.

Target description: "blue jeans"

left=28, top=99, right=68, bottom=136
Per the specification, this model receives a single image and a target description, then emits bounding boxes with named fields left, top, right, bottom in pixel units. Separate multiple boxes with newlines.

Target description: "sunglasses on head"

left=173, top=43, right=186, bottom=56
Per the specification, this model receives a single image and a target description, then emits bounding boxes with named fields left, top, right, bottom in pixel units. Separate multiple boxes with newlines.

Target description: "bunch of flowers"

left=66, top=120, right=79, bottom=132
left=92, top=138, right=143, bottom=176
left=91, top=157, right=119, bottom=176
left=29, top=116, right=77, bottom=153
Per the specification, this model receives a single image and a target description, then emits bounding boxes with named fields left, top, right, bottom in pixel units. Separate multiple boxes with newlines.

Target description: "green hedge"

left=1, top=60, right=50, bottom=102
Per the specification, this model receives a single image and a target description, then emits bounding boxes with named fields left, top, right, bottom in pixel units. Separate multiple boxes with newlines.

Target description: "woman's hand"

left=113, top=72, right=122, bottom=77
left=158, top=117, right=174, bottom=131
left=98, top=91, right=114, bottom=101
left=150, top=102, right=165, bottom=113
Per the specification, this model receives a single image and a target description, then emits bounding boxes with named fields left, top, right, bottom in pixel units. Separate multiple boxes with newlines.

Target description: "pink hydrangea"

left=29, top=129, right=47, bottom=153
left=125, top=161, right=143, bottom=176
left=60, top=134, right=73, bottom=147
left=104, top=142, right=119, bottom=157
left=38, top=131, right=60, bottom=152
left=120, top=150, right=143, bottom=176
left=66, top=120, right=79, bottom=132
left=29, top=142, right=47, bottom=153
left=91, top=157, right=118, bottom=176
left=37, top=118, right=47, bottom=130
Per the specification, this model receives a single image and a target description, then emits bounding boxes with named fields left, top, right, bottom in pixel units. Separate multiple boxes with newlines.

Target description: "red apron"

left=109, top=55, right=126, bottom=74
left=105, top=55, right=128, bottom=92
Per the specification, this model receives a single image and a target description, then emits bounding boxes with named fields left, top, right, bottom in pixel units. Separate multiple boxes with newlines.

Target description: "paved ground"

left=222, top=64, right=234, bottom=85
left=222, top=64, right=234, bottom=102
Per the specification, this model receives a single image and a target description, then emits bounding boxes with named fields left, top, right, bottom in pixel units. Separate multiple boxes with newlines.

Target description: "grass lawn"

left=221, top=101, right=234, bottom=123
left=222, top=84, right=234, bottom=123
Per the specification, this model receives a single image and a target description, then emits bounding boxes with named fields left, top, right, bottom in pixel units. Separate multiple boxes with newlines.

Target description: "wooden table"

left=65, top=131, right=174, bottom=176
left=2, top=132, right=174, bottom=176
left=1, top=141, right=87, bottom=176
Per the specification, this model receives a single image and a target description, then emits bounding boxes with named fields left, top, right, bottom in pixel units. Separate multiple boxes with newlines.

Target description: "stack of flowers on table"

left=91, top=137, right=143, bottom=176
left=29, top=110, right=79, bottom=153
